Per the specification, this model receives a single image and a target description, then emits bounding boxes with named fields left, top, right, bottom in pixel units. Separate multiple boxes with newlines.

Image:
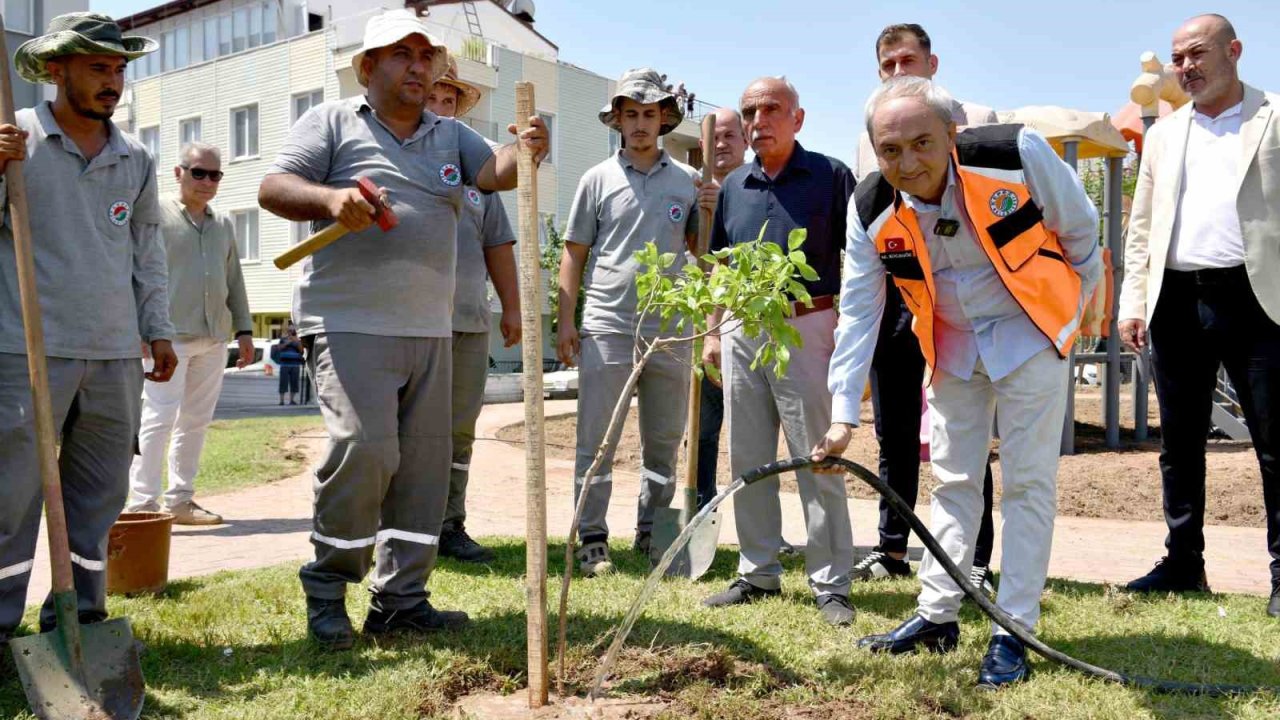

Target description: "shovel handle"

left=0, top=19, right=75, bottom=595
left=274, top=222, right=348, bottom=270
left=681, top=115, right=718, bottom=503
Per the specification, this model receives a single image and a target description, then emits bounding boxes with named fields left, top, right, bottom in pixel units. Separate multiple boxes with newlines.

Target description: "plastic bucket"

left=106, top=512, right=174, bottom=595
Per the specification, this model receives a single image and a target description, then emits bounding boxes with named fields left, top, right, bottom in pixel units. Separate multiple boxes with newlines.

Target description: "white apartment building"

left=116, top=0, right=712, bottom=366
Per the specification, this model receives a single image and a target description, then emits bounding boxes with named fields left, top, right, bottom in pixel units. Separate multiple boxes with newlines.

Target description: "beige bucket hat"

left=434, top=55, right=483, bottom=117
left=351, top=9, right=448, bottom=87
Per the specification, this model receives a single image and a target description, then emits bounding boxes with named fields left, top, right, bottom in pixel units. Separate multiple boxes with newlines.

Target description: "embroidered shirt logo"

left=989, top=189, right=1019, bottom=218
left=465, top=188, right=482, bottom=207
left=440, top=163, right=462, bottom=187
left=108, top=200, right=131, bottom=226
left=667, top=203, right=684, bottom=223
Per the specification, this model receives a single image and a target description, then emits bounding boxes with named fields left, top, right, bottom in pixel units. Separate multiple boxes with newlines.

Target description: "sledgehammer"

left=273, top=176, right=398, bottom=270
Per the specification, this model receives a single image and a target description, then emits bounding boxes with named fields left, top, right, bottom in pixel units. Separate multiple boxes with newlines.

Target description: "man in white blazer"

left=1119, top=13, right=1280, bottom=617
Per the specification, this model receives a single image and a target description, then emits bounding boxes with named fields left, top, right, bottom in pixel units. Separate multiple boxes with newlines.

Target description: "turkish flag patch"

left=884, top=237, right=905, bottom=252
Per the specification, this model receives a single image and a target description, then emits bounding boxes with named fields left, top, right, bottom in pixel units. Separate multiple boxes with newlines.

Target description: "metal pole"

left=1061, top=140, right=1079, bottom=456
left=1104, top=155, right=1123, bottom=448
left=1133, top=114, right=1156, bottom=441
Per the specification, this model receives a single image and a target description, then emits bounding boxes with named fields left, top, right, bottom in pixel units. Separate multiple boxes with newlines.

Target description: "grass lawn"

left=178, top=415, right=323, bottom=496
left=4, top=541, right=1280, bottom=719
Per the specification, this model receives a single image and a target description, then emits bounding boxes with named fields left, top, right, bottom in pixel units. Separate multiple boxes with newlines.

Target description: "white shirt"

left=1168, top=101, right=1246, bottom=271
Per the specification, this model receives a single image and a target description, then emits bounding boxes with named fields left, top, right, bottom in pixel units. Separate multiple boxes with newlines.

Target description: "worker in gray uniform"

left=425, top=57, right=521, bottom=564
left=258, top=9, right=547, bottom=650
left=0, top=12, right=176, bottom=646
left=556, top=68, right=698, bottom=577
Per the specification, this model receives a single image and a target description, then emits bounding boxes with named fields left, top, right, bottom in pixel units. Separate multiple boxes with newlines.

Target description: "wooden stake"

left=515, top=81, right=549, bottom=709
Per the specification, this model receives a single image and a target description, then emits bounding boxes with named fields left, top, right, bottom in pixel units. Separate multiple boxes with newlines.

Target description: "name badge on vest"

left=933, top=218, right=959, bottom=237
left=879, top=237, right=914, bottom=260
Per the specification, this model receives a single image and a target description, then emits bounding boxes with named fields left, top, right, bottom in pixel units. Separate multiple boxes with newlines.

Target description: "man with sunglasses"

left=127, top=141, right=252, bottom=525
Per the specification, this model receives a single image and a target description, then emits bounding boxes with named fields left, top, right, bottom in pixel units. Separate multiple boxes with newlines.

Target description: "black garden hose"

left=741, top=456, right=1272, bottom=696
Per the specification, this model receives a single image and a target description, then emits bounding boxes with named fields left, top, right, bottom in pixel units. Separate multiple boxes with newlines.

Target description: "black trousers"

left=1149, top=266, right=1280, bottom=580
left=696, top=375, right=723, bottom=509
left=872, top=286, right=995, bottom=565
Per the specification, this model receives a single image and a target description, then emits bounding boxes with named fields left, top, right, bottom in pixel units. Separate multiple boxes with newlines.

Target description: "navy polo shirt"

left=710, top=142, right=854, bottom=298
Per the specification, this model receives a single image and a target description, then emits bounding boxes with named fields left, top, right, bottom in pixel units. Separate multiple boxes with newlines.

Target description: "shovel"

left=0, top=20, right=145, bottom=720
left=650, top=114, right=721, bottom=579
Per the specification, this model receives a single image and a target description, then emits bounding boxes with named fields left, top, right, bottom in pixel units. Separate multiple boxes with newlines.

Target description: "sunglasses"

left=182, top=166, right=224, bottom=182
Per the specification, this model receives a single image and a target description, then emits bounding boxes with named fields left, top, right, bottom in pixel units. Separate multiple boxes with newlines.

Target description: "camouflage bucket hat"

left=14, top=12, right=157, bottom=84
left=435, top=55, right=483, bottom=117
left=598, top=67, right=684, bottom=136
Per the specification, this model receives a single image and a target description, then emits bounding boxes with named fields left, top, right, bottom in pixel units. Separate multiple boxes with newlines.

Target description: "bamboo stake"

left=515, top=81, right=549, bottom=708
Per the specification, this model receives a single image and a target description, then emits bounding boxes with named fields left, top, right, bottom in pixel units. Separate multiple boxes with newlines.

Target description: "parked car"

left=224, top=338, right=280, bottom=375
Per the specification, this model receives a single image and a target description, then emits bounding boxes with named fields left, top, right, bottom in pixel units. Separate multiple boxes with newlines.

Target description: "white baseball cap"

left=351, top=9, right=447, bottom=87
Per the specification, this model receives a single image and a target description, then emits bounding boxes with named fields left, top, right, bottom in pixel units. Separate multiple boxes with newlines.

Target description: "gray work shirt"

left=452, top=186, right=514, bottom=334
left=160, top=196, right=252, bottom=341
left=0, top=102, right=171, bottom=359
left=268, top=96, right=495, bottom=338
left=564, top=150, right=697, bottom=336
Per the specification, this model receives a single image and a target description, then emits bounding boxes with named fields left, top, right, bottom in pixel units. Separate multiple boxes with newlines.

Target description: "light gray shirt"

left=452, top=186, right=514, bottom=334
left=855, top=98, right=999, bottom=181
left=268, top=97, right=495, bottom=338
left=564, top=150, right=698, bottom=336
left=0, top=102, right=171, bottom=359
left=160, top=196, right=252, bottom=341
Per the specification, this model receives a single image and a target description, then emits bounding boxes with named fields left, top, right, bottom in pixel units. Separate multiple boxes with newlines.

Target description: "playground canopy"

left=997, top=106, right=1130, bottom=159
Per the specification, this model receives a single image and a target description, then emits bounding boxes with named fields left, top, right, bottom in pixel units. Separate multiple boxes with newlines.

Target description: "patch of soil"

left=452, top=693, right=667, bottom=720
left=499, top=385, right=1266, bottom=528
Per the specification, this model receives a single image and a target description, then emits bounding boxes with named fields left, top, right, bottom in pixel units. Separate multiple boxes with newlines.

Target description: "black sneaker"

left=1268, top=581, right=1280, bottom=619
left=633, top=531, right=652, bottom=557
left=1125, top=557, right=1210, bottom=594
left=363, top=599, right=470, bottom=635
left=306, top=596, right=354, bottom=650
left=817, top=593, right=855, bottom=626
left=439, top=525, right=495, bottom=563
left=852, top=550, right=912, bottom=581
left=702, top=579, right=780, bottom=608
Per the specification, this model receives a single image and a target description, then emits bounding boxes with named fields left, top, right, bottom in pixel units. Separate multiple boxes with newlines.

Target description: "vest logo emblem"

left=440, top=163, right=462, bottom=186
left=466, top=188, right=482, bottom=207
left=989, top=189, right=1019, bottom=217
left=668, top=203, right=684, bottom=223
left=108, top=200, right=131, bottom=226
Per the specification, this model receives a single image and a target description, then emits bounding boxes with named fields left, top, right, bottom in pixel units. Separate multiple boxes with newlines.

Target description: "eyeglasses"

left=182, top=166, right=224, bottom=182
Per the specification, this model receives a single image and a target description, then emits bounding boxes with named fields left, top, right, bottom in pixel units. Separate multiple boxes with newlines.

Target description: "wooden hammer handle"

left=273, top=222, right=348, bottom=270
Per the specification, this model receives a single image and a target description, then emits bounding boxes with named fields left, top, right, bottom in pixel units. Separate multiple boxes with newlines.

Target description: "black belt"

left=1166, top=265, right=1247, bottom=285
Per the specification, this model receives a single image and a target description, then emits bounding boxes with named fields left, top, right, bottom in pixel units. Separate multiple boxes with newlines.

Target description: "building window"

left=232, top=8, right=249, bottom=53
left=608, top=130, right=621, bottom=156
left=161, top=30, right=174, bottom=72
left=538, top=112, right=556, bottom=165
left=248, top=4, right=262, bottom=48
left=291, top=221, right=310, bottom=246
left=179, top=117, right=202, bottom=146
left=174, top=25, right=190, bottom=69
left=3, top=0, right=34, bottom=34
left=262, top=1, right=278, bottom=44
left=292, top=89, right=324, bottom=124
left=139, top=126, right=160, bottom=160
left=232, top=209, right=260, bottom=262
left=203, top=17, right=218, bottom=60
left=219, top=14, right=232, bottom=56
left=231, top=105, right=259, bottom=159
left=189, top=21, right=204, bottom=64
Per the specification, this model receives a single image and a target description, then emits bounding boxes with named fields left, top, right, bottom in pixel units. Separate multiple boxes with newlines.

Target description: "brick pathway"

left=25, top=400, right=1274, bottom=607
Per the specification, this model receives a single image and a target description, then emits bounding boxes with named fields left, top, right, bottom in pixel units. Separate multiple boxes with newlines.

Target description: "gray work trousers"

left=300, top=333, right=452, bottom=610
left=445, top=331, right=489, bottom=529
left=0, top=353, right=141, bottom=633
left=573, top=332, right=689, bottom=545
left=725, top=309, right=854, bottom=597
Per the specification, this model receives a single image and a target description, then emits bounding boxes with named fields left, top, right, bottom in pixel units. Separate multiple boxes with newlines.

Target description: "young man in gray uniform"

left=258, top=9, right=547, bottom=649
left=556, top=68, right=698, bottom=577
left=0, top=12, right=176, bottom=645
left=425, top=58, right=521, bottom=564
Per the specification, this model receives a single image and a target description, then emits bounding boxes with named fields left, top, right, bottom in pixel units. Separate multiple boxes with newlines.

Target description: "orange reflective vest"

left=854, top=125, right=1083, bottom=380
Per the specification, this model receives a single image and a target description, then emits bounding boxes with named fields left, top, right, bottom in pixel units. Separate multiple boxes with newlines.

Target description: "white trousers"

left=917, top=347, right=1066, bottom=634
left=129, top=336, right=227, bottom=507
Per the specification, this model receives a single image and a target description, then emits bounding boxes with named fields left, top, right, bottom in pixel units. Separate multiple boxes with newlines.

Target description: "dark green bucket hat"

left=14, top=12, right=158, bottom=84
left=599, top=67, right=685, bottom=136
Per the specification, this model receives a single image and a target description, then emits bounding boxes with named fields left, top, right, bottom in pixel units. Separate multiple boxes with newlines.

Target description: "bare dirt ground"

left=497, top=383, right=1266, bottom=528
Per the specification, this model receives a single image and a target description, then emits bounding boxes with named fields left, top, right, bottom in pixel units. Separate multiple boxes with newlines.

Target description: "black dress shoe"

left=307, top=596, right=354, bottom=650
left=1125, top=556, right=1210, bottom=593
left=1268, top=582, right=1280, bottom=618
left=977, top=634, right=1029, bottom=688
left=363, top=599, right=470, bottom=635
left=702, top=579, right=781, bottom=607
left=857, top=613, right=959, bottom=654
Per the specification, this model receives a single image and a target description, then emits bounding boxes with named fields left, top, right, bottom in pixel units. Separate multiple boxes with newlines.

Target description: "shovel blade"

left=650, top=506, right=721, bottom=580
left=11, top=618, right=144, bottom=720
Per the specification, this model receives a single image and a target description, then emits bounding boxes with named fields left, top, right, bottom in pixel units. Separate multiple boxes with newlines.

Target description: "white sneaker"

left=577, top=541, right=615, bottom=577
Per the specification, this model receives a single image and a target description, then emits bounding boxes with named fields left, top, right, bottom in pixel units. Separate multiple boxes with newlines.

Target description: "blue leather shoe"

left=856, top=613, right=959, bottom=654
left=977, top=634, right=1030, bottom=689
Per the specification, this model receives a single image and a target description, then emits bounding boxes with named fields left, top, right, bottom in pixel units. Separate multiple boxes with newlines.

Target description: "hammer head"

left=356, top=176, right=399, bottom=231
